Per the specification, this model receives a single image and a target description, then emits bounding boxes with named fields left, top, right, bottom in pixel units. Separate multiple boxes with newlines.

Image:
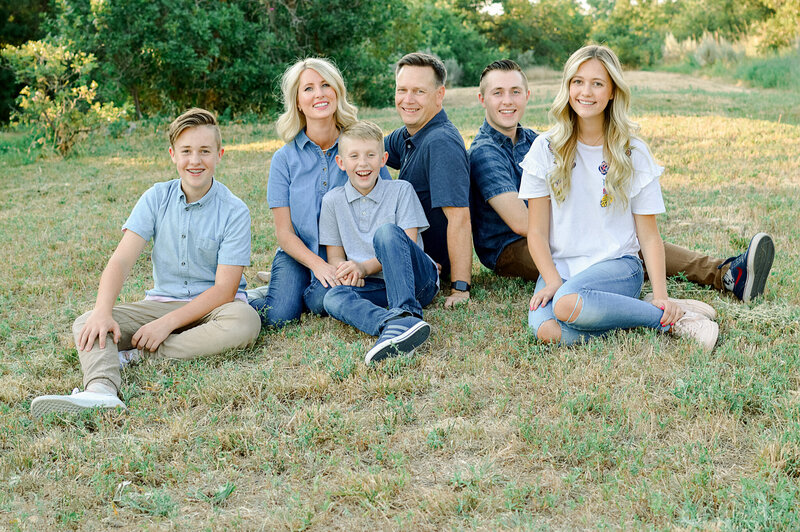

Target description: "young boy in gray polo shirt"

left=31, top=108, right=261, bottom=417
left=305, top=121, right=439, bottom=364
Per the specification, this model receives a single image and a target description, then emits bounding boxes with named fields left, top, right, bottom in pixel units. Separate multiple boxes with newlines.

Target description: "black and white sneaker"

left=719, top=233, right=774, bottom=302
left=365, top=316, right=431, bottom=364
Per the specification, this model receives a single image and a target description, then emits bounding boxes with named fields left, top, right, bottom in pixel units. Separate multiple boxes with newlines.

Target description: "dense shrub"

left=1, top=40, right=125, bottom=156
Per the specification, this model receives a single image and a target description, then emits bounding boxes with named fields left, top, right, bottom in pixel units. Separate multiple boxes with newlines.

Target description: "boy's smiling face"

left=169, top=125, right=223, bottom=203
left=335, top=136, right=388, bottom=196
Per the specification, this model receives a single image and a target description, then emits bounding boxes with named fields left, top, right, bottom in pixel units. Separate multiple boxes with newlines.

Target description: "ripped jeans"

left=528, top=255, right=669, bottom=345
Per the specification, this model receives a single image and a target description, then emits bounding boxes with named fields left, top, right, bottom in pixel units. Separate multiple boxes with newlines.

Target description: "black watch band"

left=450, top=280, right=471, bottom=292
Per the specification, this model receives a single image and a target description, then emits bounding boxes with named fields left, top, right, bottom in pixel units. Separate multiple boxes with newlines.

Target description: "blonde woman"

left=519, top=45, right=719, bottom=351
left=249, top=58, right=389, bottom=327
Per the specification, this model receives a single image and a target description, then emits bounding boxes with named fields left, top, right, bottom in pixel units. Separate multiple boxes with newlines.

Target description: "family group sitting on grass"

left=31, top=46, right=775, bottom=417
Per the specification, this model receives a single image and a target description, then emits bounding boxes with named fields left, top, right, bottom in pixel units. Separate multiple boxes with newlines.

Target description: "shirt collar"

left=481, top=119, right=527, bottom=148
left=403, top=108, right=449, bottom=144
left=178, top=178, right=218, bottom=206
left=295, top=128, right=340, bottom=151
left=344, top=176, right=385, bottom=203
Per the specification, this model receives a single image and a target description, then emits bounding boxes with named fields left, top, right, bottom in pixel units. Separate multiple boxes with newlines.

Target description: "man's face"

left=395, top=65, right=445, bottom=136
left=478, top=69, right=530, bottom=137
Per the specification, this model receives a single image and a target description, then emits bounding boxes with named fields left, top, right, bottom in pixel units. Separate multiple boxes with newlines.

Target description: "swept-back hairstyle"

left=548, top=45, right=638, bottom=209
left=396, top=52, right=447, bottom=87
left=340, top=120, right=384, bottom=146
left=169, top=107, right=220, bottom=150
left=479, top=59, right=529, bottom=95
left=275, top=57, right=358, bottom=144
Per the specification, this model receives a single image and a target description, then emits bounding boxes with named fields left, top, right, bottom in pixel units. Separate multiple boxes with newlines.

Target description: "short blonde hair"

left=168, top=108, right=221, bottom=150
left=340, top=120, right=384, bottom=148
left=275, top=58, right=358, bottom=144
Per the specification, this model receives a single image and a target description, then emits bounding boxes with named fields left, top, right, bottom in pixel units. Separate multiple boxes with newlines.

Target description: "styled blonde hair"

left=547, top=45, right=639, bottom=209
left=169, top=107, right=220, bottom=150
left=340, top=120, right=384, bottom=147
left=275, top=57, right=358, bottom=144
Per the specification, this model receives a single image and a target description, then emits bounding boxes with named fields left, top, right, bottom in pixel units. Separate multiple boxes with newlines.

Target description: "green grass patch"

left=1, top=72, right=799, bottom=528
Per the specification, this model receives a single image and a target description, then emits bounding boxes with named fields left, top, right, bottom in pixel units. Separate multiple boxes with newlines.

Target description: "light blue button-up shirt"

left=123, top=178, right=251, bottom=300
left=267, top=129, right=390, bottom=256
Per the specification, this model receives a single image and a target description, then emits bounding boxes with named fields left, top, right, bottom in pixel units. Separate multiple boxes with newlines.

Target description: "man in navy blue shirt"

left=470, top=59, right=774, bottom=302
left=386, top=52, right=472, bottom=307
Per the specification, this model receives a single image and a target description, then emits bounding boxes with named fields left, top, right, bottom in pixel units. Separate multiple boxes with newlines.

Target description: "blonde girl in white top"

left=519, top=45, right=718, bottom=351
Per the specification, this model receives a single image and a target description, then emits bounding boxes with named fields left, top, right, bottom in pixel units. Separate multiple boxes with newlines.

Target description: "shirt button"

left=185, top=207, right=189, bottom=211
left=181, top=261, right=186, bottom=266
left=322, top=167, right=326, bottom=172
left=184, top=281, right=188, bottom=285
left=323, top=181, right=327, bottom=186
left=182, top=234, right=186, bottom=238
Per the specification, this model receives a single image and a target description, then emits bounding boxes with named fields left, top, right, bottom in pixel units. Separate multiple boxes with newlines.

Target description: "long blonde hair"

left=547, top=45, right=638, bottom=209
left=275, top=58, right=358, bottom=144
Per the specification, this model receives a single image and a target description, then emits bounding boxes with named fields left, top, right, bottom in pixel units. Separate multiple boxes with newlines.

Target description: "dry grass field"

left=1, top=70, right=799, bottom=530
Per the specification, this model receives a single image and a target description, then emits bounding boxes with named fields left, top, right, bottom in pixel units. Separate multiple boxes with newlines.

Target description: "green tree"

left=490, top=0, right=591, bottom=67
left=758, top=0, right=800, bottom=49
left=0, top=0, right=51, bottom=122
left=2, top=39, right=125, bottom=156
left=665, top=0, right=773, bottom=41
left=590, top=0, right=667, bottom=67
left=408, top=0, right=501, bottom=86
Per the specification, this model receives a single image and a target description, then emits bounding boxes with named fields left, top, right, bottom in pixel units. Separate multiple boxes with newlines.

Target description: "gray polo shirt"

left=319, top=178, right=429, bottom=279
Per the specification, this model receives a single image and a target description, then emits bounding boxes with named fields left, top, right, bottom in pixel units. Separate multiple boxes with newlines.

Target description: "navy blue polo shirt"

left=385, top=109, right=470, bottom=275
left=468, top=120, right=538, bottom=270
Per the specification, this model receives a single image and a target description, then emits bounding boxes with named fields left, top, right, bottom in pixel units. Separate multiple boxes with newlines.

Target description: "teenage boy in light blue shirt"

left=31, top=108, right=261, bottom=417
left=305, top=121, right=439, bottom=364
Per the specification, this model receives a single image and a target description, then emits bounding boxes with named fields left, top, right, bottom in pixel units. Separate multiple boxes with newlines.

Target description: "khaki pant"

left=494, top=237, right=727, bottom=289
left=73, top=299, right=261, bottom=393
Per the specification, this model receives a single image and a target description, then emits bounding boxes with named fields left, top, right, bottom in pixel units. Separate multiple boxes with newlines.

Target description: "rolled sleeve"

left=217, top=203, right=252, bottom=266
left=266, top=149, right=290, bottom=209
left=122, top=186, right=159, bottom=241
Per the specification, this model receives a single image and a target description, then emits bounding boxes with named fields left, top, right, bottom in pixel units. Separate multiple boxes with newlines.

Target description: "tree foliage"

left=1, top=40, right=125, bottom=156
left=3, top=0, right=799, bottom=130
left=590, top=0, right=667, bottom=67
left=490, top=0, right=591, bottom=67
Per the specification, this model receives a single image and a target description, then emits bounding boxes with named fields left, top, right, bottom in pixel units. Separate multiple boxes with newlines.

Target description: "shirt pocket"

left=196, top=237, right=220, bottom=264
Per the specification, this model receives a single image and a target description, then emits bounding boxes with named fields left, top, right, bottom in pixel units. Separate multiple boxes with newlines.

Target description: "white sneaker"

left=118, top=348, right=142, bottom=368
left=31, top=388, right=126, bottom=418
left=644, top=293, right=717, bottom=320
left=671, top=310, right=719, bottom=352
left=246, top=284, right=270, bottom=303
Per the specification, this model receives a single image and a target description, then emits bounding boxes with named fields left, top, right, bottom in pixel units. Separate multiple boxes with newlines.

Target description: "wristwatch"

left=450, top=280, right=471, bottom=292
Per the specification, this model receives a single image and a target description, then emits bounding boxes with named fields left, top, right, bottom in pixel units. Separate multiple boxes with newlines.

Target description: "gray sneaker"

left=246, top=284, right=270, bottom=303
left=671, top=310, right=719, bottom=352
left=644, top=293, right=717, bottom=320
left=118, top=348, right=142, bottom=368
left=31, top=388, right=126, bottom=418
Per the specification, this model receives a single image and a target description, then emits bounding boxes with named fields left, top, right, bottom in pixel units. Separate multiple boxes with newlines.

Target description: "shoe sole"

left=741, top=233, right=774, bottom=302
left=30, top=396, right=126, bottom=418
left=365, top=321, right=431, bottom=364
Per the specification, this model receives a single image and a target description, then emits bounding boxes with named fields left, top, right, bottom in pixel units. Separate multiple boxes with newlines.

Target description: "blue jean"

left=528, top=255, right=669, bottom=345
left=249, top=248, right=318, bottom=328
left=305, top=224, right=439, bottom=336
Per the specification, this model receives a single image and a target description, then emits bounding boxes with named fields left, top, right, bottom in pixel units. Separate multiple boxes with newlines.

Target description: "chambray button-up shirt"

left=468, top=120, right=538, bottom=270
left=123, top=178, right=251, bottom=300
left=267, top=129, right=390, bottom=257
